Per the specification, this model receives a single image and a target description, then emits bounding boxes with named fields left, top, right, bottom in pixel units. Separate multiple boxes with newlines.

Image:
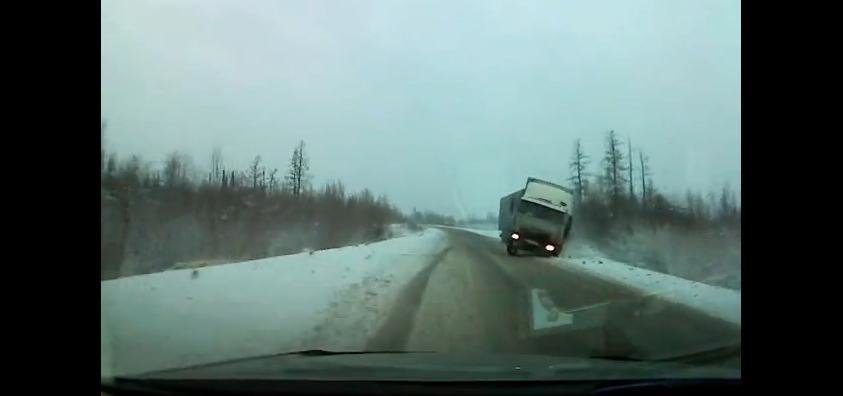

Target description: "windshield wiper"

left=588, top=354, right=648, bottom=362
left=657, top=343, right=741, bottom=365
left=589, top=342, right=741, bottom=365
left=124, top=349, right=436, bottom=379
left=279, top=349, right=435, bottom=357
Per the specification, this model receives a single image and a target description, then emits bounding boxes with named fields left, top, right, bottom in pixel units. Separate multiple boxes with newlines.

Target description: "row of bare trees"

left=568, top=131, right=740, bottom=240
left=408, top=209, right=457, bottom=228
left=101, top=125, right=402, bottom=280
left=565, top=131, right=740, bottom=289
left=569, top=131, right=655, bottom=208
left=196, top=141, right=309, bottom=196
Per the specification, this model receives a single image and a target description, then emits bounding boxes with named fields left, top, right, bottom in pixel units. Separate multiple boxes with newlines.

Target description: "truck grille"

left=518, top=229, right=551, bottom=243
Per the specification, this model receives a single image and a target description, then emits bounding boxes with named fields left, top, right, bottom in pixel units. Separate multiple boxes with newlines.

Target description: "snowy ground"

left=101, top=228, right=448, bottom=377
left=451, top=226, right=740, bottom=326
left=441, top=225, right=500, bottom=239
left=455, top=221, right=498, bottom=231
left=386, top=223, right=419, bottom=239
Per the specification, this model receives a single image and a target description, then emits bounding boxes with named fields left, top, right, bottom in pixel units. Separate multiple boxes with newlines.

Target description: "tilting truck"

left=498, top=177, right=573, bottom=257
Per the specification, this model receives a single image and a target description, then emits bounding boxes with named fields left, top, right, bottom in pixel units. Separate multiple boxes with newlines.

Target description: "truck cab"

left=499, top=178, right=573, bottom=257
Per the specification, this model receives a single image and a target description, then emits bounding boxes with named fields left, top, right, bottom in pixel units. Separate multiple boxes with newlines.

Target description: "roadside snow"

left=442, top=225, right=501, bottom=240
left=559, top=241, right=740, bottom=326
left=386, top=223, right=421, bottom=239
left=101, top=228, right=448, bottom=377
left=453, top=226, right=740, bottom=326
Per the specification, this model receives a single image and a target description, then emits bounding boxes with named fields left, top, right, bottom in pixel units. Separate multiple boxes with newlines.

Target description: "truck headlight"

left=545, top=244, right=555, bottom=252
left=511, top=233, right=520, bottom=240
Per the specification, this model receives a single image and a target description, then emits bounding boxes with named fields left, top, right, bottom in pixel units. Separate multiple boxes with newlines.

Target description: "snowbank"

left=453, top=226, right=740, bottom=326
left=386, top=223, right=422, bottom=239
left=441, top=225, right=501, bottom=240
left=558, top=241, right=740, bottom=326
left=101, top=228, right=448, bottom=377
left=603, top=227, right=741, bottom=291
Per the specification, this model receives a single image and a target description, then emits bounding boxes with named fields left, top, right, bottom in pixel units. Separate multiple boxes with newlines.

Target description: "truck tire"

left=506, top=244, right=518, bottom=256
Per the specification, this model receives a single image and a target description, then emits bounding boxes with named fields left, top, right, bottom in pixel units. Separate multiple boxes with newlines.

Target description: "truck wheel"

left=506, top=244, right=518, bottom=256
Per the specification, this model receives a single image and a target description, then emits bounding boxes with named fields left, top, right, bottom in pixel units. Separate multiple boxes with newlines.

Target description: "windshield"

left=518, top=200, right=568, bottom=223
left=101, top=0, right=740, bottom=384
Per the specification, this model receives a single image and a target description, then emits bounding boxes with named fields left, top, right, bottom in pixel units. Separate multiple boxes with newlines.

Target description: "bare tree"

left=260, top=169, right=267, bottom=192
left=101, top=119, right=107, bottom=175
left=210, top=147, right=224, bottom=185
left=568, top=139, right=589, bottom=204
left=249, top=155, right=262, bottom=190
left=685, top=190, right=711, bottom=225
left=685, top=190, right=698, bottom=223
left=106, top=154, right=118, bottom=175
left=286, top=140, right=310, bottom=197
left=719, top=183, right=737, bottom=223
left=602, top=130, right=628, bottom=202
left=627, top=136, right=634, bottom=200
left=268, top=168, right=279, bottom=194
left=106, top=154, right=147, bottom=277
left=163, top=151, right=189, bottom=188
left=229, top=170, right=238, bottom=188
left=122, top=155, right=144, bottom=188
left=638, top=150, right=652, bottom=206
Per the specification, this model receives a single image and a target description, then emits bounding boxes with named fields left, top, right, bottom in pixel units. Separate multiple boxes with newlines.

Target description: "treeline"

left=566, top=131, right=741, bottom=289
left=568, top=130, right=740, bottom=240
left=101, top=124, right=402, bottom=280
left=407, top=209, right=457, bottom=228
left=457, top=212, right=498, bottom=227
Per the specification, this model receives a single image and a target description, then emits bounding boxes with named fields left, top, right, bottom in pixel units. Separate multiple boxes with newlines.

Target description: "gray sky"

left=101, top=0, right=740, bottom=218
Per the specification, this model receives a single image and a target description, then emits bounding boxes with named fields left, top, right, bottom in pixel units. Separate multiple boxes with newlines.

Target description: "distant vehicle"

left=498, top=178, right=573, bottom=257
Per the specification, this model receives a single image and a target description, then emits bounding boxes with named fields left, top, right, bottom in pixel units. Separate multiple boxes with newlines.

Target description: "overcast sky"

left=101, top=0, right=740, bottom=218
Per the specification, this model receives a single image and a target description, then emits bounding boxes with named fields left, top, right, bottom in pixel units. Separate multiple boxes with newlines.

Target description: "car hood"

left=127, top=351, right=740, bottom=382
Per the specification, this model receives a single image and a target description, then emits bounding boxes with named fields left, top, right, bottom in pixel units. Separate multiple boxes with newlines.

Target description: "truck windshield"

left=518, top=200, right=567, bottom=223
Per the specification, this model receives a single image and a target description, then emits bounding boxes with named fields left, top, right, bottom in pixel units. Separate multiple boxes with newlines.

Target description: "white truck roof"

left=522, top=178, right=573, bottom=214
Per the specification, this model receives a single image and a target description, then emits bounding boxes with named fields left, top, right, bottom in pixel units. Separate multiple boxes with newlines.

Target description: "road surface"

left=368, top=227, right=740, bottom=366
